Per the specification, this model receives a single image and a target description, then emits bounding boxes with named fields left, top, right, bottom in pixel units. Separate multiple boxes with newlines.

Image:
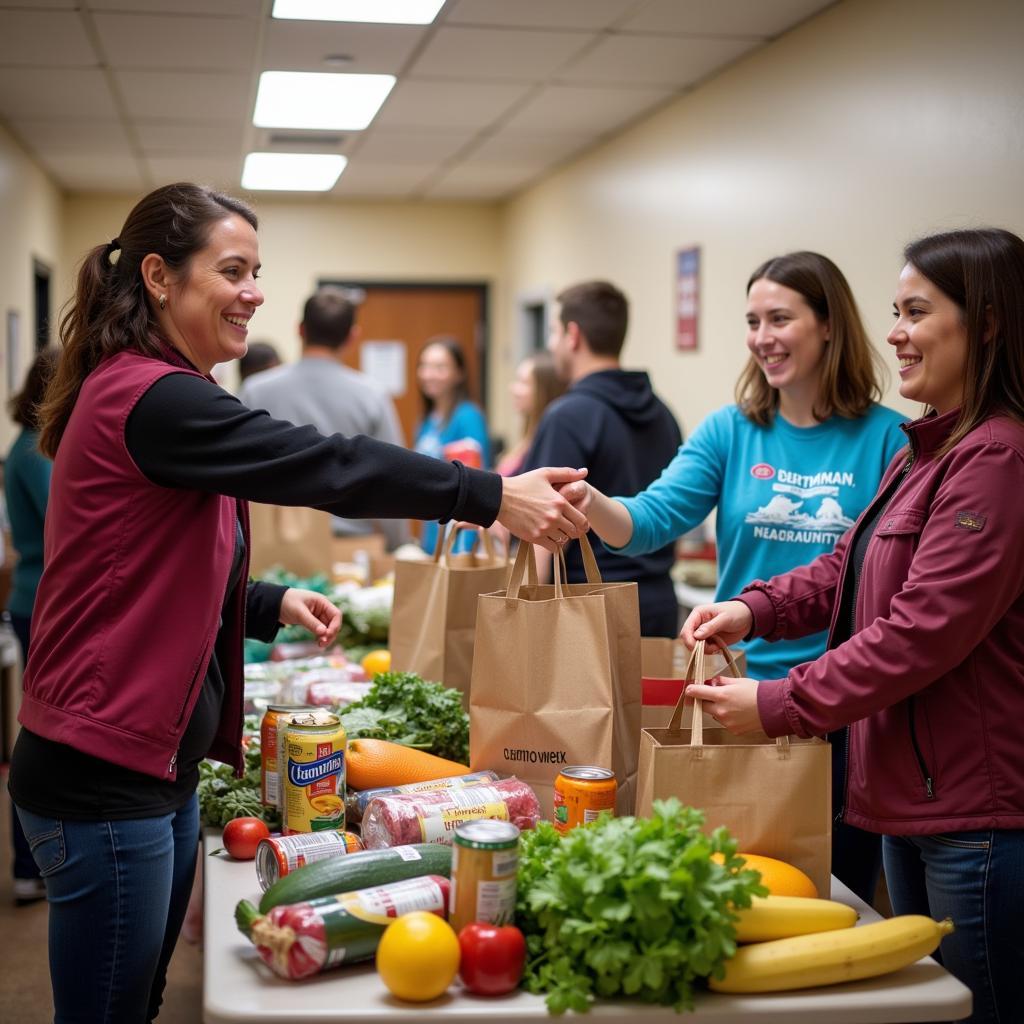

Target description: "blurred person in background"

left=496, top=351, right=566, bottom=477
left=523, top=280, right=682, bottom=636
left=8, top=182, right=586, bottom=1024
left=4, top=346, right=58, bottom=905
left=680, top=228, right=1024, bottom=1024
left=239, top=287, right=409, bottom=550
left=414, top=335, right=491, bottom=554
left=237, top=339, right=280, bottom=382
left=561, top=252, right=907, bottom=905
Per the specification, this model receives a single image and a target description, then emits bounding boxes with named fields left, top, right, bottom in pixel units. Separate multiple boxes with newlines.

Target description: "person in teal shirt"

left=564, top=252, right=907, bottom=907
left=4, top=347, right=58, bottom=903
left=414, top=336, right=491, bottom=554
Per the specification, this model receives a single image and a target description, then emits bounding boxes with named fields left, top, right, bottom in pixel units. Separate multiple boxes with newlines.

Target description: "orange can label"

left=553, top=766, right=616, bottom=834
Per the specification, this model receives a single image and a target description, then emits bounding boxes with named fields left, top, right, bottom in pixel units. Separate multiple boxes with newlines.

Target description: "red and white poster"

left=675, top=246, right=700, bottom=351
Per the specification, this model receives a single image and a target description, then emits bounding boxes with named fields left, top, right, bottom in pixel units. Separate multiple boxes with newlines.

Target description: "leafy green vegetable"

left=198, top=731, right=280, bottom=830
left=338, top=671, right=469, bottom=764
left=516, top=799, right=766, bottom=1014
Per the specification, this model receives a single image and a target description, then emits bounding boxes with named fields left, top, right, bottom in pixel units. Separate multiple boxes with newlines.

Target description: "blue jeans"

left=16, top=795, right=200, bottom=1023
left=8, top=611, right=41, bottom=883
left=883, top=829, right=1024, bottom=1024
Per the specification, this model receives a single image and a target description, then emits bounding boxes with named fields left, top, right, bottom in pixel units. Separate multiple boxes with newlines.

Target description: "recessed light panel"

left=272, top=0, right=445, bottom=24
left=253, top=71, right=396, bottom=131
left=241, top=152, right=347, bottom=191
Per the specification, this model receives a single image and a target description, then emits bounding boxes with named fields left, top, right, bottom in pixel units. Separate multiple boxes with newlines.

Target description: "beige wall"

left=497, top=0, right=1024, bottom=440
left=60, top=196, right=503, bottom=391
left=0, top=124, right=62, bottom=451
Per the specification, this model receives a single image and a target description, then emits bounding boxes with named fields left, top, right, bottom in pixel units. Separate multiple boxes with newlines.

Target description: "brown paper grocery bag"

left=470, top=535, right=642, bottom=817
left=390, top=526, right=509, bottom=702
left=636, top=640, right=831, bottom=896
left=248, top=503, right=333, bottom=577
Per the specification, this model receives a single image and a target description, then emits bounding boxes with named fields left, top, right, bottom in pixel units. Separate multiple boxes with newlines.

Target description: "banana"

left=710, top=914, right=954, bottom=993
left=733, top=894, right=858, bottom=943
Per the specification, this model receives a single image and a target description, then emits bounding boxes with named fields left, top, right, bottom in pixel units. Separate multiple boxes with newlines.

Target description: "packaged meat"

left=361, top=778, right=540, bottom=849
left=240, top=874, right=450, bottom=980
left=345, top=770, right=500, bottom=824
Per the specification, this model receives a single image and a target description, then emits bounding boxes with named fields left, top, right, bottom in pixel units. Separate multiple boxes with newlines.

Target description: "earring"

left=159, top=294, right=166, bottom=310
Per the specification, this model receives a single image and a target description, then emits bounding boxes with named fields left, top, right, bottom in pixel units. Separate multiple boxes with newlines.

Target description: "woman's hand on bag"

left=681, top=601, right=752, bottom=651
left=279, top=588, right=342, bottom=648
left=686, top=677, right=763, bottom=734
left=498, top=467, right=589, bottom=552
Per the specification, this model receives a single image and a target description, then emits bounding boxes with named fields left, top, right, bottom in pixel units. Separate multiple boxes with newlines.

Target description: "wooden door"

left=328, top=284, right=487, bottom=447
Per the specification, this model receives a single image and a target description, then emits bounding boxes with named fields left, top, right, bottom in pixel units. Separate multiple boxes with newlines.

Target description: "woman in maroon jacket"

left=681, top=228, right=1024, bottom=1024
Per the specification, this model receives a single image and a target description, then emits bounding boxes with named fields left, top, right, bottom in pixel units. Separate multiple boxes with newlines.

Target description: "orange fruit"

left=345, top=738, right=471, bottom=790
left=716, top=852, right=819, bottom=898
left=361, top=649, right=392, bottom=677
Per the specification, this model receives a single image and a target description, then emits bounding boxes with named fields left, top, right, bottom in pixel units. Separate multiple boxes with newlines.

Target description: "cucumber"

left=256, top=842, right=452, bottom=914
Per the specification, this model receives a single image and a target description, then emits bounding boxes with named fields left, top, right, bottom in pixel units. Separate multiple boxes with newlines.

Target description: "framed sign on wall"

left=675, top=247, right=700, bottom=351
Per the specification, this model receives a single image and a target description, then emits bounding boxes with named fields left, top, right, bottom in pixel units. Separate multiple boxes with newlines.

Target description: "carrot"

left=346, top=738, right=472, bottom=790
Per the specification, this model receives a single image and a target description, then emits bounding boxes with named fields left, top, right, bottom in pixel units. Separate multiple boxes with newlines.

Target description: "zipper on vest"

left=167, top=752, right=178, bottom=778
left=907, top=698, right=934, bottom=799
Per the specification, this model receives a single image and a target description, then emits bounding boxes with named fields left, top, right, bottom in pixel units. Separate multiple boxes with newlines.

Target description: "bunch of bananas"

left=715, top=894, right=953, bottom=993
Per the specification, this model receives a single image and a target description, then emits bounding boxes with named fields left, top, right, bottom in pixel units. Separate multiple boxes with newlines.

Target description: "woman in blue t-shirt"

left=414, top=336, right=491, bottom=554
left=567, top=252, right=907, bottom=906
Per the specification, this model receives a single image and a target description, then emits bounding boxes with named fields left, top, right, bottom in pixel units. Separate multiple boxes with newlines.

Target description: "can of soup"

left=255, top=831, right=364, bottom=891
left=553, top=766, right=617, bottom=833
left=449, top=820, right=520, bottom=934
left=282, top=711, right=347, bottom=835
left=260, top=704, right=314, bottom=807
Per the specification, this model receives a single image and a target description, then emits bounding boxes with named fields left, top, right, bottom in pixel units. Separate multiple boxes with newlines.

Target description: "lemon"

left=376, top=911, right=460, bottom=1002
left=361, top=649, right=391, bottom=677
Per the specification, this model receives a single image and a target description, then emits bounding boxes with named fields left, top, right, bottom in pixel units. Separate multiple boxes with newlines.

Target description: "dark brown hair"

left=418, top=335, right=470, bottom=420
left=302, top=286, right=356, bottom=350
left=556, top=280, right=628, bottom=357
left=238, top=341, right=281, bottom=381
left=904, top=228, right=1024, bottom=453
left=9, top=347, right=60, bottom=431
left=39, top=182, right=257, bottom=457
left=521, top=350, right=566, bottom=441
left=735, top=251, right=884, bottom=426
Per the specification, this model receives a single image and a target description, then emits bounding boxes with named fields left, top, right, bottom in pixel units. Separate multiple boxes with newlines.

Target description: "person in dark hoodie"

left=522, top=280, right=683, bottom=636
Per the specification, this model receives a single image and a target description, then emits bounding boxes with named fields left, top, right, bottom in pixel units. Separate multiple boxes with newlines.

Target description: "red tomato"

left=457, top=923, right=526, bottom=996
left=222, top=817, right=270, bottom=860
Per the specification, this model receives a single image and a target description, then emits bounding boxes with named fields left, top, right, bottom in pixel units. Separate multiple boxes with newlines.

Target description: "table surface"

left=203, top=832, right=971, bottom=1023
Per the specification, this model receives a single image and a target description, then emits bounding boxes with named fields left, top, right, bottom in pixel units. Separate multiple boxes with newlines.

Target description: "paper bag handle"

left=432, top=523, right=504, bottom=566
left=506, top=540, right=563, bottom=601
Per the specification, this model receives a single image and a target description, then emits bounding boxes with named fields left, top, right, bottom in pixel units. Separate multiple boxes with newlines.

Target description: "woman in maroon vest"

left=8, top=182, right=586, bottom=1023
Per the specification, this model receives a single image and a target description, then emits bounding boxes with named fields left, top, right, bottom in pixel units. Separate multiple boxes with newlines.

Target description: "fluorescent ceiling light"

left=272, top=0, right=445, bottom=23
left=254, top=71, right=395, bottom=131
left=242, top=152, right=347, bottom=191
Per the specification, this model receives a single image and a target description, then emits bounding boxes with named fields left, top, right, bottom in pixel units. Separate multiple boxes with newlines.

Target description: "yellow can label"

left=283, top=728, right=346, bottom=834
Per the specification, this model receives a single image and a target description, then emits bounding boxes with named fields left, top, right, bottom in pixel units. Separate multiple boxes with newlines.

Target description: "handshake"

left=492, top=467, right=592, bottom=553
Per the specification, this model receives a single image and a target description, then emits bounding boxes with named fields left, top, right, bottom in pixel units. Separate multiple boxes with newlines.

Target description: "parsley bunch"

left=516, top=799, right=766, bottom=1014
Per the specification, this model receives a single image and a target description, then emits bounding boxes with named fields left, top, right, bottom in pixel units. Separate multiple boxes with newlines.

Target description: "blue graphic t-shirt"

left=612, top=403, right=908, bottom=680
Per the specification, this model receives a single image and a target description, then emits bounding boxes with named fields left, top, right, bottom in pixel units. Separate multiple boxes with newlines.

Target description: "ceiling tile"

left=36, top=152, right=146, bottom=193
left=94, top=13, right=258, bottom=71
left=145, top=155, right=242, bottom=190
left=443, top=0, right=640, bottom=30
left=619, top=0, right=832, bottom=38
left=371, top=78, right=529, bottom=130
left=559, top=33, right=758, bottom=88
left=332, top=160, right=439, bottom=196
left=87, top=0, right=261, bottom=14
left=501, top=83, right=672, bottom=134
left=469, top=130, right=596, bottom=164
left=262, top=20, right=425, bottom=74
left=115, top=70, right=250, bottom=121
left=0, top=9, right=96, bottom=67
left=136, top=120, right=246, bottom=155
left=9, top=117, right=132, bottom=153
left=0, top=68, right=118, bottom=119
left=409, top=26, right=594, bottom=81
left=353, top=128, right=475, bottom=164
left=426, top=160, right=544, bottom=198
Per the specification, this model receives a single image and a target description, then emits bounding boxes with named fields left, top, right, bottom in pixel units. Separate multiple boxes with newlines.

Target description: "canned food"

left=553, top=766, right=617, bottom=834
left=255, top=831, right=364, bottom=891
left=449, top=820, right=520, bottom=934
left=282, top=711, right=347, bottom=835
left=260, top=704, right=314, bottom=807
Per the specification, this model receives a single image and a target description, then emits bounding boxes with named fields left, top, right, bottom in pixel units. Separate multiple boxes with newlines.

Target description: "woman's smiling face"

left=888, top=263, right=969, bottom=414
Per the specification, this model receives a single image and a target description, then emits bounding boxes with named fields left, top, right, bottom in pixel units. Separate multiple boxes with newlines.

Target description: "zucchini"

left=256, top=842, right=452, bottom=914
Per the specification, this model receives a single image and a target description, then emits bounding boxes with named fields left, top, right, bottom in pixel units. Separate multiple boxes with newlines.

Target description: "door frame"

left=317, top=279, right=490, bottom=413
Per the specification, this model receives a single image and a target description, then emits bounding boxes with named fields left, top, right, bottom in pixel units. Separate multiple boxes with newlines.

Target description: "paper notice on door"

left=361, top=340, right=406, bottom=397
